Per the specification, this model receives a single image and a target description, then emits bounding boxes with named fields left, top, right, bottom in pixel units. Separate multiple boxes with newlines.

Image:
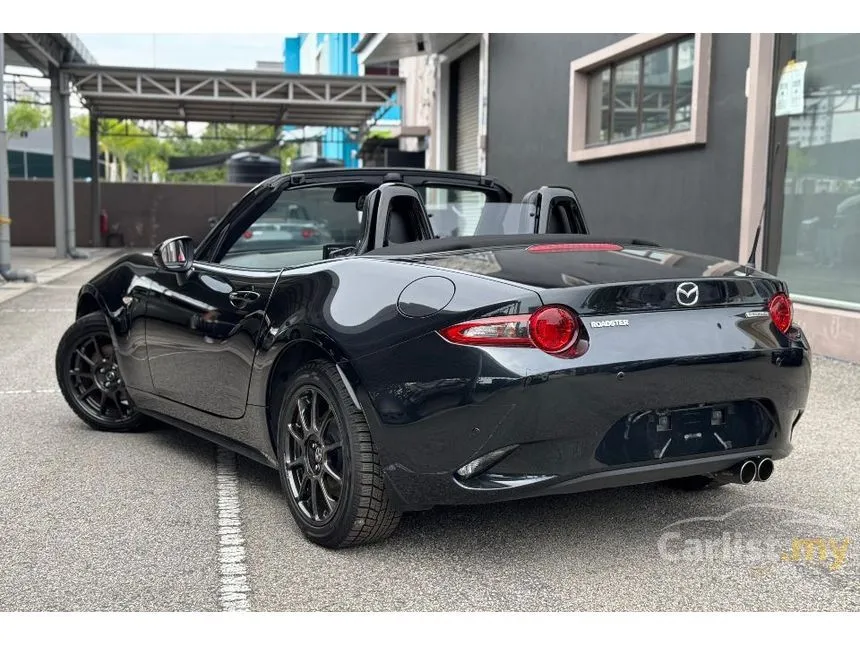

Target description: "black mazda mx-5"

left=55, top=168, right=811, bottom=548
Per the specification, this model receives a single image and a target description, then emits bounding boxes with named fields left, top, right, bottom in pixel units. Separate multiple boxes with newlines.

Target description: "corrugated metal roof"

left=65, top=64, right=403, bottom=129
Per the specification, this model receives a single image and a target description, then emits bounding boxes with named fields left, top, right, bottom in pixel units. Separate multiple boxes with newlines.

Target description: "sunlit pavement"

left=0, top=256, right=857, bottom=611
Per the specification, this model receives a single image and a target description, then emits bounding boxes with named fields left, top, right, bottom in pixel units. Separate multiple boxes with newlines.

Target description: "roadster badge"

left=590, top=319, right=630, bottom=329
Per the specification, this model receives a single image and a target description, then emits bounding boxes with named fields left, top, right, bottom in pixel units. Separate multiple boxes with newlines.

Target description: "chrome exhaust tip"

left=714, top=459, right=758, bottom=485
left=738, top=460, right=757, bottom=484
left=755, top=457, right=774, bottom=482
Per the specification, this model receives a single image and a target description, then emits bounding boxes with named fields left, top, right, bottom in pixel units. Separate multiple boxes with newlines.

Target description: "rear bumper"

left=351, top=331, right=811, bottom=512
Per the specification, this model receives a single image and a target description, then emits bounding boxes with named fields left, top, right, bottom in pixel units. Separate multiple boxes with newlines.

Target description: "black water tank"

left=290, top=156, right=345, bottom=172
left=226, top=152, right=281, bottom=184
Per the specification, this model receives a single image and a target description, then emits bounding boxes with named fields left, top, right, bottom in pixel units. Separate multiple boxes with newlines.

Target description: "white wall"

left=299, top=34, right=318, bottom=74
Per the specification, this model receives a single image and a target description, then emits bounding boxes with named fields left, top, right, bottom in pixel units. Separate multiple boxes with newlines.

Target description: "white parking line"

left=215, top=447, right=251, bottom=612
left=0, top=388, right=60, bottom=395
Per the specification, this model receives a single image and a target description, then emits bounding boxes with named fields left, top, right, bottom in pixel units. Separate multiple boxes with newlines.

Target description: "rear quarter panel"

left=246, top=257, right=545, bottom=406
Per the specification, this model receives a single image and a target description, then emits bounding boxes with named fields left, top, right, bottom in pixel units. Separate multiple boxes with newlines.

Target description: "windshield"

left=218, top=188, right=361, bottom=270
left=215, top=181, right=529, bottom=270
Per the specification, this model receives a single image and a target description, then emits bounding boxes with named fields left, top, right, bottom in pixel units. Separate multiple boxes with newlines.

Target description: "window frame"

left=568, top=33, right=713, bottom=163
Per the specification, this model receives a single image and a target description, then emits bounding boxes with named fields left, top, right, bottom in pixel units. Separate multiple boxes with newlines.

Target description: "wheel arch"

left=76, top=286, right=104, bottom=319
left=264, top=339, right=361, bottom=453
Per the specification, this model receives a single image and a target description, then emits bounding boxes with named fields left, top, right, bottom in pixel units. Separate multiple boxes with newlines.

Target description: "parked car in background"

left=232, top=198, right=334, bottom=252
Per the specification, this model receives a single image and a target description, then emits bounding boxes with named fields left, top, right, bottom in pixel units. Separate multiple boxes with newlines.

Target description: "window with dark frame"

left=585, top=36, right=696, bottom=147
left=365, top=61, right=400, bottom=77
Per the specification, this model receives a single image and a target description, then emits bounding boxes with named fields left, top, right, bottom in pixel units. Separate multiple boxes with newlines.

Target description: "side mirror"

left=153, top=236, right=194, bottom=272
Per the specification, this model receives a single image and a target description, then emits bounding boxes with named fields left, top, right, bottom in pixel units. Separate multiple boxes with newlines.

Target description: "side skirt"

left=143, top=409, right=278, bottom=469
left=128, top=386, right=279, bottom=469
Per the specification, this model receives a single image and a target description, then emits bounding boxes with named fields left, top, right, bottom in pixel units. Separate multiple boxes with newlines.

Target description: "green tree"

left=73, top=115, right=170, bottom=181
left=163, top=123, right=295, bottom=184
left=5, top=102, right=51, bottom=134
left=71, top=115, right=297, bottom=184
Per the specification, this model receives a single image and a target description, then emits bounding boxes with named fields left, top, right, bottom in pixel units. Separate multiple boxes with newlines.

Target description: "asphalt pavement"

left=0, top=255, right=857, bottom=611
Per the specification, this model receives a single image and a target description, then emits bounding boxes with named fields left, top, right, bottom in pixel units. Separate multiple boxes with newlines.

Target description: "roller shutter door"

left=451, top=46, right=482, bottom=234
left=453, top=46, right=480, bottom=174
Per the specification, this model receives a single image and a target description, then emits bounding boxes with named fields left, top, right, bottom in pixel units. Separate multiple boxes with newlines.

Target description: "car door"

left=143, top=258, right=282, bottom=418
left=143, top=181, right=366, bottom=419
left=142, top=183, right=289, bottom=419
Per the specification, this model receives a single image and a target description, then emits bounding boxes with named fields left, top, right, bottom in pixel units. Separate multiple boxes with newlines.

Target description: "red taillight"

left=439, top=306, right=581, bottom=356
left=768, top=292, right=793, bottom=334
left=243, top=230, right=253, bottom=239
left=302, top=228, right=315, bottom=239
left=527, top=243, right=623, bottom=253
left=528, top=306, right=578, bottom=353
left=439, top=315, right=533, bottom=347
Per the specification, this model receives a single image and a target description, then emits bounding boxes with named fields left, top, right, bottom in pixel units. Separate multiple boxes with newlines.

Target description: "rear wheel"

left=56, top=312, right=144, bottom=432
left=276, top=360, right=401, bottom=548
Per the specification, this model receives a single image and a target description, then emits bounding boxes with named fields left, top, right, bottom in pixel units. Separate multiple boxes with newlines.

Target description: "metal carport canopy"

left=63, top=64, right=405, bottom=128
left=4, top=33, right=96, bottom=73
left=2, top=33, right=97, bottom=280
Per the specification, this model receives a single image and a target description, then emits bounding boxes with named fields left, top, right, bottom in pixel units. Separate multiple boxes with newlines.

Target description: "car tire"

left=661, top=475, right=728, bottom=491
left=276, top=360, right=401, bottom=548
left=55, top=312, right=145, bottom=432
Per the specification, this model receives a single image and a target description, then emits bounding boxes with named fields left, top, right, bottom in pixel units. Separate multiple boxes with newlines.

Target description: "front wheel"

left=55, top=312, right=144, bottom=432
left=276, top=360, right=401, bottom=548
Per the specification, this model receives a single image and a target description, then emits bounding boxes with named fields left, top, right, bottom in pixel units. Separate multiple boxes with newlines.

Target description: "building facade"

left=354, top=32, right=860, bottom=363
left=355, top=34, right=487, bottom=175
left=6, top=127, right=98, bottom=180
left=282, top=33, right=402, bottom=166
left=754, top=34, right=860, bottom=363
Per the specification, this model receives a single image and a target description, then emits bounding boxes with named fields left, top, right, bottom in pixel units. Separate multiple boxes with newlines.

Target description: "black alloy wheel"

left=283, top=385, right=345, bottom=524
left=56, top=312, right=143, bottom=432
left=277, top=360, right=401, bottom=548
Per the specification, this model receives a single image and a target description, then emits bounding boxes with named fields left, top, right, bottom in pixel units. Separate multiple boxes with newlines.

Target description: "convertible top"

left=363, top=234, right=660, bottom=257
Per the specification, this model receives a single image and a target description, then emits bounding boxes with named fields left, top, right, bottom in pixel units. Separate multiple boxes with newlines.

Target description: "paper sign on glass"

left=775, top=60, right=807, bottom=117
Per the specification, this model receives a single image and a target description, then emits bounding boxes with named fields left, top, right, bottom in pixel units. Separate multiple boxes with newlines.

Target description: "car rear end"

left=352, top=240, right=811, bottom=510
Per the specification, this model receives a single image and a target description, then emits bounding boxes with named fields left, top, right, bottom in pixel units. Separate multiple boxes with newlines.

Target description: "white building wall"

left=300, top=34, right=318, bottom=74
left=400, top=55, right=435, bottom=128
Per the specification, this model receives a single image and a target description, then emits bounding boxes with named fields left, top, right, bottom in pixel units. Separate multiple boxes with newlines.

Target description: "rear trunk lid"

left=397, top=239, right=802, bottom=373
left=402, top=240, right=786, bottom=314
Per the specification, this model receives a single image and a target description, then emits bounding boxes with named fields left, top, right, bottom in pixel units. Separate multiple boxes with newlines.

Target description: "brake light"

left=768, top=292, right=793, bottom=334
left=243, top=230, right=253, bottom=239
left=529, top=306, right=578, bottom=353
left=302, top=228, right=315, bottom=238
left=527, top=243, right=623, bottom=253
left=439, top=305, right=582, bottom=356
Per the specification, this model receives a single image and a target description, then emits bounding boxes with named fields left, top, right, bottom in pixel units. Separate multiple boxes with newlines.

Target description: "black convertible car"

left=55, top=168, right=811, bottom=548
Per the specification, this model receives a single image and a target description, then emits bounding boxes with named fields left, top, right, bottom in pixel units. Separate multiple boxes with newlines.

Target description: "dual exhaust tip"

left=714, top=457, right=774, bottom=485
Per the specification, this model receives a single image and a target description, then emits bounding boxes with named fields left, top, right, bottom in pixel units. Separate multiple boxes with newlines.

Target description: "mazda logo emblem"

left=676, top=282, right=699, bottom=306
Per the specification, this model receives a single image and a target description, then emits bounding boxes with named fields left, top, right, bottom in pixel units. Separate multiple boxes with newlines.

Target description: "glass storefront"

left=772, top=34, right=860, bottom=309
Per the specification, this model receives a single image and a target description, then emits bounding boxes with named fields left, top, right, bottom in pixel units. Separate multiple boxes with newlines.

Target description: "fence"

left=9, top=179, right=254, bottom=248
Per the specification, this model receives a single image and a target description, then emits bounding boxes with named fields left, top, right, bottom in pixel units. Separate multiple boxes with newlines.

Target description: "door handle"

left=228, top=290, right=260, bottom=308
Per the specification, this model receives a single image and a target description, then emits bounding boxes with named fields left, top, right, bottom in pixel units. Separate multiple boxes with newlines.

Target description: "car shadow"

left=203, top=429, right=757, bottom=558
left=137, top=422, right=778, bottom=562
